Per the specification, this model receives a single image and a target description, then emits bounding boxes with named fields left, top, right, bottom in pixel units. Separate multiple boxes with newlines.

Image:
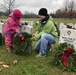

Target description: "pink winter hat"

left=13, top=9, right=22, bottom=19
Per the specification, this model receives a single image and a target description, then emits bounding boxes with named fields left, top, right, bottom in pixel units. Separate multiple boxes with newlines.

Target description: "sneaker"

left=36, top=54, right=46, bottom=58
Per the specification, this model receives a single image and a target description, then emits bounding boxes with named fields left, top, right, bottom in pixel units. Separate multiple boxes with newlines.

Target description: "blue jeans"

left=35, top=33, right=56, bottom=55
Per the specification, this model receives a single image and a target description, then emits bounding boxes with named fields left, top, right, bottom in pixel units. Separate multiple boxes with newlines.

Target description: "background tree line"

left=50, top=0, right=76, bottom=19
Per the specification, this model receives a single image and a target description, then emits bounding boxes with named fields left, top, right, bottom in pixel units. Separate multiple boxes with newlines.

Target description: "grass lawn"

left=0, top=17, right=76, bottom=24
left=22, top=18, right=76, bottom=25
left=54, top=18, right=76, bottom=25
left=0, top=18, right=76, bottom=75
left=0, top=45, right=76, bottom=75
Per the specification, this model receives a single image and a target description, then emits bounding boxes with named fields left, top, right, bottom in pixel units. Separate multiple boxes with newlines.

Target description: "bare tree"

left=61, top=0, right=76, bottom=19
left=62, top=0, right=69, bottom=19
left=55, top=9, right=62, bottom=18
left=64, top=0, right=68, bottom=12
left=23, top=11, right=37, bottom=18
left=0, top=0, right=20, bottom=15
left=68, top=0, right=76, bottom=19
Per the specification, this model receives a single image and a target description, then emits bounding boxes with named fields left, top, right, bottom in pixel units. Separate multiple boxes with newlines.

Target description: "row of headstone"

left=59, top=22, right=76, bottom=30
left=0, top=21, right=34, bottom=45
left=0, top=21, right=34, bottom=35
left=59, top=23, right=76, bottom=49
left=1, top=20, right=76, bottom=48
left=22, top=21, right=34, bottom=28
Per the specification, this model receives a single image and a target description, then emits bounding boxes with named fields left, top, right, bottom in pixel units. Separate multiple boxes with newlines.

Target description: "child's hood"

left=9, top=12, right=14, bottom=18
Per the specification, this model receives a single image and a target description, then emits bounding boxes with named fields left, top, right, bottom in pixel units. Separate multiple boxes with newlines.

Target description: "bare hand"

left=32, top=34, right=36, bottom=37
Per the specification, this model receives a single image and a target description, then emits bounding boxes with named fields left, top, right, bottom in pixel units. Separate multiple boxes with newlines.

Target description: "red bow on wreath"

left=60, top=48, right=74, bottom=66
left=19, top=35, right=25, bottom=46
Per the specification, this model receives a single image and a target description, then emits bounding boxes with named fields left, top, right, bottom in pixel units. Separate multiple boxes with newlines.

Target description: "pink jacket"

left=4, top=13, right=22, bottom=35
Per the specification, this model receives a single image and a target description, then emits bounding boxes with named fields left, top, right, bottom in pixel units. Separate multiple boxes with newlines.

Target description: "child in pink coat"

left=4, top=9, right=22, bottom=53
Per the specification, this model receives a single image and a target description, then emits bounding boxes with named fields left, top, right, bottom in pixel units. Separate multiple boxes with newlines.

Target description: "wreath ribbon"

left=18, top=35, right=25, bottom=46
left=60, top=48, right=74, bottom=66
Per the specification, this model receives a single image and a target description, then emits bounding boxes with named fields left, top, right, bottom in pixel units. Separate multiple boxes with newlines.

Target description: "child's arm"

left=7, top=18, right=20, bottom=34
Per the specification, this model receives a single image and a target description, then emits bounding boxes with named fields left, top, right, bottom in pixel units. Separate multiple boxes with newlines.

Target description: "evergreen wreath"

left=51, top=43, right=76, bottom=71
left=14, top=32, right=32, bottom=55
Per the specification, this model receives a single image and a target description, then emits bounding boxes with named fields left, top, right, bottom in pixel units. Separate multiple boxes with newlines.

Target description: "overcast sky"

left=0, top=0, right=65, bottom=14
left=17, top=0, right=64, bottom=14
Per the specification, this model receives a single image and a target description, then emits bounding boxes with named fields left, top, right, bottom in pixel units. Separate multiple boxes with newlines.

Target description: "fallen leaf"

left=0, top=61, right=4, bottom=65
left=13, top=60, right=18, bottom=65
left=0, top=68, right=2, bottom=72
left=2, top=64, right=9, bottom=68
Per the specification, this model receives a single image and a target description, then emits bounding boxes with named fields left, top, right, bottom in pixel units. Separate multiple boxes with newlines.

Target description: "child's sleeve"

left=7, top=18, right=20, bottom=34
left=18, top=21, right=23, bottom=27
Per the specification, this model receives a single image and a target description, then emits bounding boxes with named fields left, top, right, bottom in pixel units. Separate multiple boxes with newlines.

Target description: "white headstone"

left=67, top=23, right=74, bottom=28
left=59, top=28, right=76, bottom=49
left=55, top=22, right=57, bottom=24
left=20, top=25, right=32, bottom=34
left=21, top=21, right=34, bottom=28
left=74, top=23, right=76, bottom=29
left=59, top=22, right=67, bottom=30
left=0, top=22, right=4, bottom=33
left=67, top=23, right=73, bottom=26
left=25, top=21, right=34, bottom=28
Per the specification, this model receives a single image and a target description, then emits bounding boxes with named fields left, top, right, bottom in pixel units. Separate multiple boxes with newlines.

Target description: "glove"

left=19, top=23, right=23, bottom=27
left=18, top=33, right=22, bottom=37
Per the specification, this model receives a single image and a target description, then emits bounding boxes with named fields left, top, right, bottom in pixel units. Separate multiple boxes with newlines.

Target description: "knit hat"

left=38, top=8, right=48, bottom=16
left=13, top=9, right=22, bottom=19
